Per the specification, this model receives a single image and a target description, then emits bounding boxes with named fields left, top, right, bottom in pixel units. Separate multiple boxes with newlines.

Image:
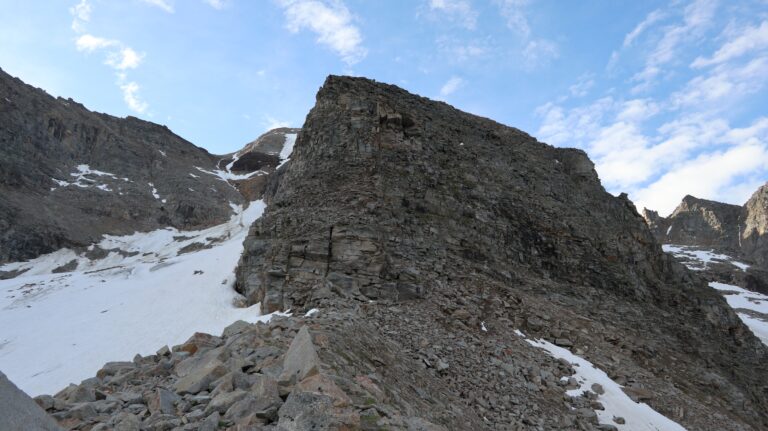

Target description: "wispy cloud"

left=495, top=0, right=558, bottom=69
left=535, top=1, right=768, bottom=215
left=631, top=0, right=718, bottom=93
left=70, top=0, right=91, bottom=33
left=277, top=0, right=367, bottom=65
left=118, top=77, right=149, bottom=114
left=439, top=76, right=464, bottom=97
left=75, top=34, right=117, bottom=52
left=522, top=38, right=558, bottom=70
left=428, top=0, right=478, bottom=30
left=496, top=0, right=531, bottom=39
left=69, top=1, right=149, bottom=114
left=106, top=48, right=145, bottom=70
left=691, top=20, right=768, bottom=67
left=141, top=0, right=174, bottom=13
left=204, top=0, right=228, bottom=9
left=622, top=9, right=665, bottom=48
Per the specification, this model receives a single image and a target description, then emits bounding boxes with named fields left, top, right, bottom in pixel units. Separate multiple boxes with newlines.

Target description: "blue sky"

left=1, top=0, right=767, bottom=215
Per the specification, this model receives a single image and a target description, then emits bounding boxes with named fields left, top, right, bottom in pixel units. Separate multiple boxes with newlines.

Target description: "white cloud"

left=277, top=0, right=367, bottom=65
left=692, top=20, right=768, bottom=67
left=141, top=0, right=174, bottom=13
left=75, top=34, right=117, bottom=52
left=428, top=0, right=478, bottom=30
left=436, top=36, right=492, bottom=62
left=69, top=1, right=150, bottom=113
left=616, top=98, right=659, bottom=122
left=522, top=38, right=559, bottom=69
left=439, top=76, right=464, bottom=97
left=633, top=141, right=768, bottom=215
left=70, top=0, right=91, bottom=33
left=118, top=79, right=149, bottom=114
left=671, top=55, right=768, bottom=108
left=106, top=48, right=145, bottom=70
left=623, top=9, right=664, bottom=48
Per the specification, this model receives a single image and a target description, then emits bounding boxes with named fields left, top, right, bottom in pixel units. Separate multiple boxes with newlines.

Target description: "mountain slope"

left=0, top=68, right=246, bottom=264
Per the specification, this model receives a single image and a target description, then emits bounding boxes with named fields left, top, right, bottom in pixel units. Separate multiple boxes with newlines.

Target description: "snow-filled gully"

left=0, top=200, right=285, bottom=396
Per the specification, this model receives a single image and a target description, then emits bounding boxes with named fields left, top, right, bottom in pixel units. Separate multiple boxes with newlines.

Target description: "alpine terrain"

left=0, top=70, right=767, bottom=431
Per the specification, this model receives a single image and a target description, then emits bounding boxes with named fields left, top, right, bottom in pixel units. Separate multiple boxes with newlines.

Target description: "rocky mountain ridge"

left=642, top=184, right=768, bottom=268
left=229, top=75, right=768, bottom=429
left=0, top=67, right=295, bottom=266
left=1, top=72, right=768, bottom=430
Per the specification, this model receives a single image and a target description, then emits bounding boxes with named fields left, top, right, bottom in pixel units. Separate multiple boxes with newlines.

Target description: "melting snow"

left=148, top=182, right=160, bottom=200
left=518, top=332, right=687, bottom=431
left=709, top=282, right=768, bottom=345
left=0, top=201, right=285, bottom=396
left=50, top=164, right=131, bottom=192
left=276, top=133, right=297, bottom=169
left=195, top=166, right=262, bottom=182
left=666, top=226, right=672, bottom=236
left=304, top=308, right=320, bottom=317
left=662, top=245, right=750, bottom=271
left=158, top=150, right=167, bottom=157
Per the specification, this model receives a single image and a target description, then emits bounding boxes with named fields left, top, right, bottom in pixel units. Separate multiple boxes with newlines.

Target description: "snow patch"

left=521, top=333, right=687, bottom=431
left=709, top=282, right=768, bottom=345
left=50, top=164, right=131, bottom=192
left=666, top=226, right=672, bottom=236
left=304, top=308, right=320, bottom=317
left=195, top=166, right=263, bottom=182
left=662, top=245, right=750, bottom=271
left=148, top=183, right=160, bottom=200
left=0, top=201, right=274, bottom=396
left=276, top=133, right=297, bottom=169
left=158, top=150, right=167, bottom=157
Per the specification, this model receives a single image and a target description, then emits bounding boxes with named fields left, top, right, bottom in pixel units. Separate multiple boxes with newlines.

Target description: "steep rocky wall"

left=0, top=68, right=244, bottom=263
left=742, top=183, right=768, bottom=266
left=235, top=75, right=768, bottom=429
left=646, top=195, right=742, bottom=252
left=236, top=75, right=676, bottom=312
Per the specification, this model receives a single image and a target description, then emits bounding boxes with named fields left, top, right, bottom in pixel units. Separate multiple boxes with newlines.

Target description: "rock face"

left=742, top=183, right=768, bottom=267
left=642, top=196, right=742, bottom=253
left=0, top=371, right=62, bottom=431
left=643, top=184, right=768, bottom=269
left=232, top=76, right=768, bottom=429
left=236, top=75, right=671, bottom=312
left=0, top=68, right=299, bottom=265
left=0, top=68, right=247, bottom=263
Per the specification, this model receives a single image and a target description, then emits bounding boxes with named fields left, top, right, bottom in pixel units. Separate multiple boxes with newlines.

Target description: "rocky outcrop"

left=231, top=76, right=768, bottom=429
left=0, top=68, right=247, bottom=264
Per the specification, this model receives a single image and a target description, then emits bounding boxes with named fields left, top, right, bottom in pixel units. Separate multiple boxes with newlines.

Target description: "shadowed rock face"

left=0, top=68, right=244, bottom=264
left=236, top=75, right=679, bottom=313
left=743, top=183, right=768, bottom=266
left=233, top=75, right=768, bottom=429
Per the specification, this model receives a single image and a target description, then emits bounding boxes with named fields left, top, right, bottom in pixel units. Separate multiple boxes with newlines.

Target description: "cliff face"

left=742, top=183, right=768, bottom=266
left=236, top=75, right=675, bottom=312
left=233, top=76, right=768, bottom=429
left=643, top=185, right=768, bottom=270
left=0, top=68, right=245, bottom=263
